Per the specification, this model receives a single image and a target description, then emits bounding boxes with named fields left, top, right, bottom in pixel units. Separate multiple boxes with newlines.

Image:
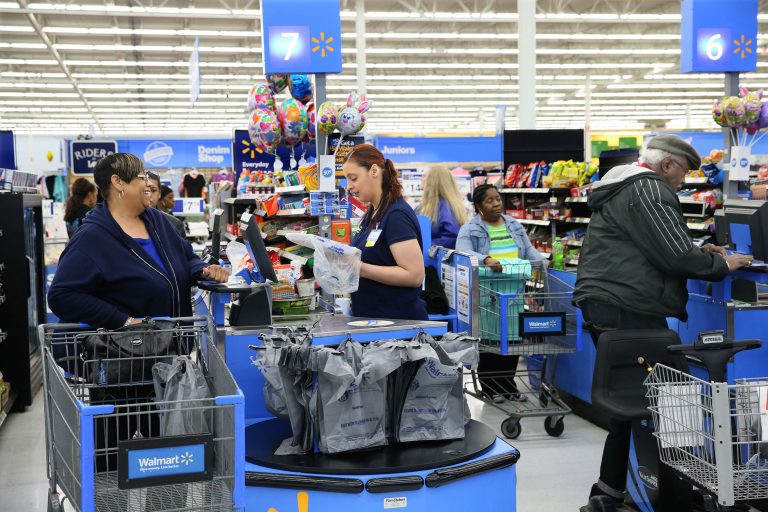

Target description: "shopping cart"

left=464, top=262, right=578, bottom=439
left=645, top=357, right=768, bottom=507
left=40, top=317, right=244, bottom=512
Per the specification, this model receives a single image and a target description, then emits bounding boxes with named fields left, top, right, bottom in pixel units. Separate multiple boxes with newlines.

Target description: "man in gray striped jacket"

left=574, top=134, right=752, bottom=510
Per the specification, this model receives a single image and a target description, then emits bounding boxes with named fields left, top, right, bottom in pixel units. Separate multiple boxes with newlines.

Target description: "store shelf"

left=686, top=222, right=712, bottom=231
left=225, top=196, right=266, bottom=205
left=267, top=247, right=309, bottom=264
left=565, top=239, right=583, bottom=247
left=274, top=185, right=306, bottom=194
left=684, top=177, right=709, bottom=185
left=276, top=208, right=310, bottom=217
left=683, top=213, right=710, bottom=219
left=678, top=197, right=710, bottom=205
left=565, top=258, right=580, bottom=266
left=558, top=217, right=590, bottom=224
left=539, top=251, right=552, bottom=259
left=0, top=390, right=18, bottom=431
left=564, top=197, right=589, bottom=203
left=173, top=211, right=205, bottom=217
left=500, top=188, right=551, bottom=194
left=517, top=218, right=551, bottom=226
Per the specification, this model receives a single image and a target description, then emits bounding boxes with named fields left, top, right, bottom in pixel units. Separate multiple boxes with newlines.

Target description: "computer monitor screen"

left=244, top=215, right=278, bottom=283
left=210, top=208, right=223, bottom=262
left=714, top=199, right=768, bottom=261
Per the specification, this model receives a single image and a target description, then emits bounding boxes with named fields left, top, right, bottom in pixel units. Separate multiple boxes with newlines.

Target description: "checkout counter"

left=555, top=198, right=768, bottom=417
left=196, top=222, right=522, bottom=511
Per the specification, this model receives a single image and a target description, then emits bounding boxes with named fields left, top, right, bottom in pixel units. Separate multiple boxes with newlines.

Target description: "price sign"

left=260, top=0, right=342, bottom=74
left=681, top=0, right=757, bottom=73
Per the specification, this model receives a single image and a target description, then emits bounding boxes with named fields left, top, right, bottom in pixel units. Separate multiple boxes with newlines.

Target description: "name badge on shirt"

left=365, top=229, right=382, bottom=247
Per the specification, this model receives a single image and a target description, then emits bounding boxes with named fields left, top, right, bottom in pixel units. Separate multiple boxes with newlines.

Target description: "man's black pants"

left=579, top=299, right=668, bottom=496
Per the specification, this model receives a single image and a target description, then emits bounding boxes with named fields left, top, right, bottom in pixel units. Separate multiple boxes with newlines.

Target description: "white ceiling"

left=0, top=0, right=767, bottom=137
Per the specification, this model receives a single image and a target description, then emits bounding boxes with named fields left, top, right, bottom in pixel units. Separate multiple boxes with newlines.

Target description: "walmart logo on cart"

left=128, top=443, right=206, bottom=479
left=137, top=451, right=193, bottom=472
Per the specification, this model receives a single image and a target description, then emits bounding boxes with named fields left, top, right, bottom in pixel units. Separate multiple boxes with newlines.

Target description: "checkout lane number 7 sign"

left=260, top=0, right=342, bottom=75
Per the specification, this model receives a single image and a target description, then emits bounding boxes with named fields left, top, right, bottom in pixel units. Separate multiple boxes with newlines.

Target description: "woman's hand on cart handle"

left=202, top=264, right=229, bottom=283
left=483, top=256, right=503, bottom=273
left=78, top=316, right=171, bottom=329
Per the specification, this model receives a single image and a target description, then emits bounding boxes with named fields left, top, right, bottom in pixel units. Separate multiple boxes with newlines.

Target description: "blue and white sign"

left=70, top=140, right=117, bottom=175
left=681, top=0, right=758, bottom=73
left=260, top=0, right=342, bottom=74
left=118, top=434, right=213, bottom=489
left=519, top=312, right=566, bottom=336
left=116, top=139, right=232, bottom=168
left=374, top=136, right=501, bottom=164
left=127, top=443, right=206, bottom=480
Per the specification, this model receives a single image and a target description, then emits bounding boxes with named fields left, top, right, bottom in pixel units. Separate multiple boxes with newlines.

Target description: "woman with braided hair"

left=457, top=184, right=545, bottom=402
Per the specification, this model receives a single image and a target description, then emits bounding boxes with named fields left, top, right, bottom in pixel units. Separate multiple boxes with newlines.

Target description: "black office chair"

left=592, top=329, right=689, bottom=420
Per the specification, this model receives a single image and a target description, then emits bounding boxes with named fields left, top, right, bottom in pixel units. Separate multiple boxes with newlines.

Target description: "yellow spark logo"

left=311, top=32, right=334, bottom=58
left=733, top=34, right=754, bottom=59
left=267, top=491, right=308, bottom=512
left=241, top=138, right=263, bottom=158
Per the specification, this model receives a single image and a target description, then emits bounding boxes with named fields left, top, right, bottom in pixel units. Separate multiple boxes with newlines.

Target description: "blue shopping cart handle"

left=78, top=316, right=173, bottom=329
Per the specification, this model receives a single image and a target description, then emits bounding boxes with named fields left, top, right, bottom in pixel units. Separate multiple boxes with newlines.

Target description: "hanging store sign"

left=70, top=140, right=117, bottom=175
left=681, top=0, right=758, bottom=73
left=260, top=0, right=343, bottom=74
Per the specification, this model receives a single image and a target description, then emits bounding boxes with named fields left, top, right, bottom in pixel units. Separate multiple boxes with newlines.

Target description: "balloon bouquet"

left=712, top=87, right=768, bottom=148
left=246, top=73, right=311, bottom=172
left=246, top=75, right=372, bottom=177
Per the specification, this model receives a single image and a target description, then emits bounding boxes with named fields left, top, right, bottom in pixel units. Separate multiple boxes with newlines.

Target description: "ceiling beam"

left=15, top=0, right=104, bottom=133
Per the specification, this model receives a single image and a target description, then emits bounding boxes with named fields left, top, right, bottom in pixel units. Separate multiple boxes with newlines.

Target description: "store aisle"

left=0, top=391, right=606, bottom=512
left=467, top=395, right=604, bottom=512
left=0, top=391, right=50, bottom=512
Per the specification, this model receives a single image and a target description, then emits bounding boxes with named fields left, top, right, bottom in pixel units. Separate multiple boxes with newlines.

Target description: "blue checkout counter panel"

left=554, top=269, right=768, bottom=407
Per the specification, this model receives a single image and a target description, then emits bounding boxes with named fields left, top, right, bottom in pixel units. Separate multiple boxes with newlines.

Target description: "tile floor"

left=0, top=389, right=604, bottom=512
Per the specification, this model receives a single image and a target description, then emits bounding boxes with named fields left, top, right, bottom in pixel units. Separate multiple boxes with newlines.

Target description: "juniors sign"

left=70, top=140, right=117, bottom=175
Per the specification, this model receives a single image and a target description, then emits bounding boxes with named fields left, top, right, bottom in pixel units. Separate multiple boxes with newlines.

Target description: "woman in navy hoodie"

left=48, top=153, right=228, bottom=329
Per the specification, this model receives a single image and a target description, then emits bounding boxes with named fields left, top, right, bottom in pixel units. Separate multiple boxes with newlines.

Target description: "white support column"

left=584, top=77, right=592, bottom=162
left=356, top=0, right=367, bottom=97
left=517, top=0, right=536, bottom=129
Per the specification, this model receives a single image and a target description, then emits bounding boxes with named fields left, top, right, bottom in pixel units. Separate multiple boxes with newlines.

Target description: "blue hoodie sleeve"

left=48, top=242, right=129, bottom=329
left=431, top=200, right=460, bottom=249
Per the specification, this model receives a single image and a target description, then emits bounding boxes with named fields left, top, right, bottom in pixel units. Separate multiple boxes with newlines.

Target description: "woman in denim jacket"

left=456, top=184, right=545, bottom=402
left=456, top=184, right=544, bottom=268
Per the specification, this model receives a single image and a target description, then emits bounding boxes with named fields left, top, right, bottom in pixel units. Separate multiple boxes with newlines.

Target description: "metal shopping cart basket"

left=40, top=317, right=244, bottom=512
left=645, top=364, right=768, bottom=507
left=464, top=262, right=579, bottom=439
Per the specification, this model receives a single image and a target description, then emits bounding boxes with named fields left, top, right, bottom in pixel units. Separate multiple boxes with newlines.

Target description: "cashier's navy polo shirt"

left=351, top=197, right=428, bottom=320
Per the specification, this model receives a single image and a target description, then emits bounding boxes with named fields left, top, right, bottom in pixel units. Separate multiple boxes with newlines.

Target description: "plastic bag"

left=286, top=233, right=362, bottom=294
left=316, top=341, right=387, bottom=453
left=398, top=341, right=466, bottom=443
left=251, top=335, right=290, bottom=419
left=276, top=344, right=316, bottom=454
left=152, top=357, right=212, bottom=437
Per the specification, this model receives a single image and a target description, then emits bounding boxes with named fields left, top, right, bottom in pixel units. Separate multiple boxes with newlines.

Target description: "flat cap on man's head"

left=646, top=134, right=701, bottom=171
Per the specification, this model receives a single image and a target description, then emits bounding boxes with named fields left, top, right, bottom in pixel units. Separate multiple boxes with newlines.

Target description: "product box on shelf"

left=506, top=209, right=525, bottom=219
